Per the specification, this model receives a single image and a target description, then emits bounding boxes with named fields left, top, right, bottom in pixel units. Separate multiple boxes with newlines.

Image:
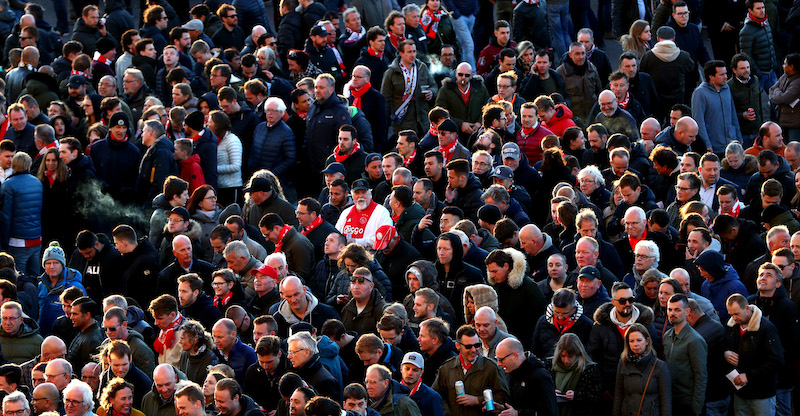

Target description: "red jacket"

left=179, top=154, right=206, bottom=193
left=542, top=104, right=577, bottom=138
left=516, top=122, right=554, bottom=165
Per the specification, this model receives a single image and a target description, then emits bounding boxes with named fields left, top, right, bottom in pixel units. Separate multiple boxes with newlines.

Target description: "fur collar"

left=593, top=301, right=654, bottom=327
left=721, top=154, right=758, bottom=174
left=726, top=304, right=763, bottom=331
left=162, top=219, right=203, bottom=241
left=487, top=248, right=526, bottom=289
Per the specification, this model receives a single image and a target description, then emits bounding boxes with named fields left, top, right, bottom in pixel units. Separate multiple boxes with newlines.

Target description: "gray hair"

left=625, top=206, right=646, bottom=222
left=575, top=208, right=598, bottom=229
left=265, top=252, right=287, bottom=267
left=402, top=3, right=421, bottom=15
left=35, top=124, right=55, bottom=144
left=482, top=184, right=510, bottom=204
left=392, top=167, right=412, bottom=184
left=222, top=241, right=249, bottom=259
left=635, top=240, right=660, bottom=265
left=342, top=7, right=359, bottom=22
left=62, top=379, right=94, bottom=409
left=577, top=28, right=594, bottom=39
left=2, top=391, right=28, bottom=412
left=103, top=295, right=127, bottom=310
left=287, top=331, right=318, bottom=355
left=577, top=165, right=605, bottom=187
left=143, top=119, right=166, bottom=138
left=124, top=68, right=145, bottom=85
left=172, top=234, right=191, bottom=250
left=265, top=97, right=286, bottom=113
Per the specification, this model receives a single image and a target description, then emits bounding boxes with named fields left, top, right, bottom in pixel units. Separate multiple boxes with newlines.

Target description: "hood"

left=463, top=283, right=499, bottom=321
left=162, top=219, right=203, bottom=241
left=406, top=260, right=438, bottom=290
left=726, top=303, right=763, bottom=331
left=316, top=334, right=340, bottom=358
left=151, top=193, right=171, bottom=210
left=593, top=301, right=654, bottom=327
left=438, top=232, right=465, bottom=265
left=73, top=18, right=94, bottom=34
left=551, top=103, right=574, bottom=122
left=104, top=0, right=127, bottom=12
left=25, top=72, right=59, bottom=92
left=651, top=40, right=681, bottom=62
left=132, top=54, right=158, bottom=68
left=487, top=248, right=526, bottom=289
left=181, top=154, right=202, bottom=166
left=277, top=290, right=320, bottom=323
left=126, top=305, right=147, bottom=324
left=722, top=154, right=758, bottom=174
left=126, top=328, right=146, bottom=342
left=0, top=316, right=40, bottom=337
left=694, top=250, right=725, bottom=277
left=545, top=302, right=584, bottom=326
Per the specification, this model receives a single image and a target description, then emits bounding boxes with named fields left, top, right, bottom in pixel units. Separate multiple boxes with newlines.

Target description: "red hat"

left=250, top=264, right=279, bottom=281
left=373, top=225, right=397, bottom=251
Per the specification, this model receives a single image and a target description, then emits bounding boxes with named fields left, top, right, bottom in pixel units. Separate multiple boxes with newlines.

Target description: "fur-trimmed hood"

left=463, top=283, right=498, bottom=322
left=726, top=303, right=763, bottom=331
left=487, top=248, right=527, bottom=289
left=162, top=219, right=203, bottom=241
left=722, top=154, right=758, bottom=175
left=593, top=301, right=654, bottom=327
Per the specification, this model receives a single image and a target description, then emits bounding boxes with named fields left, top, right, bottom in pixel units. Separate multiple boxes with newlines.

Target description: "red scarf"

left=520, top=126, right=534, bottom=136
left=328, top=42, right=347, bottom=73
left=334, top=141, right=361, bottom=163
left=554, top=315, right=576, bottom=333
left=45, top=170, right=56, bottom=186
left=749, top=11, right=768, bottom=26
left=429, top=123, right=438, bottom=137
left=628, top=228, right=647, bottom=251
left=37, top=142, right=58, bottom=158
left=0, top=118, right=9, bottom=140
left=388, top=33, right=402, bottom=50
left=342, top=201, right=379, bottom=239
left=190, top=130, right=203, bottom=142
left=296, top=111, right=307, bottom=120
left=350, top=82, right=372, bottom=109
left=420, top=8, right=442, bottom=39
left=70, top=69, right=88, bottom=77
left=93, top=51, right=112, bottom=66
left=439, top=140, right=458, bottom=164
left=367, top=47, right=383, bottom=59
left=458, top=83, right=471, bottom=105
left=459, top=354, right=474, bottom=371
left=619, top=91, right=630, bottom=109
left=110, top=133, right=128, bottom=143
left=213, top=292, right=233, bottom=308
left=408, top=378, right=423, bottom=396
left=274, top=224, right=293, bottom=252
left=403, top=148, right=418, bottom=167
left=153, top=314, right=182, bottom=354
left=740, top=326, right=748, bottom=336
left=111, top=410, right=131, bottom=416
left=301, top=216, right=324, bottom=236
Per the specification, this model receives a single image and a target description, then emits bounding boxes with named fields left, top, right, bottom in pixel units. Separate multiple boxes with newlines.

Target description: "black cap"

left=310, top=25, right=328, bottom=37
left=242, top=177, right=273, bottom=193
left=184, top=110, right=205, bottom=131
left=491, top=165, right=514, bottom=180
left=321, top=162, right=346, bottom=175
left=351, top=179, right=370, bottom=191
left=437, top=119, right=458, bottom=133
left=96, top=37, right=116, bottom=54
left=578, top=266, right=601, bottom=281
left=168, top=206, right=190, bottom=221
left=365, top=153, right=381, bottom=165
left=67, top=75, right=89, bottom=88
left=109, top=112, right=129, bottom=127
left=478, top=204, right=502, bottom=224
left=656, top=26, right=676, bottom=40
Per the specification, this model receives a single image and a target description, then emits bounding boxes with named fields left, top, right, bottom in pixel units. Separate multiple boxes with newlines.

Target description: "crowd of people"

left=0, top=0, right=798, bottom=415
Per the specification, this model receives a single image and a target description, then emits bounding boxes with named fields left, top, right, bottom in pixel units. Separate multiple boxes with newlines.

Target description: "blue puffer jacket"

left=247, top=120, right=296, bottom=179
left=700, top=265, right=748, bottom=323
left=317, top=335, right=348, bottom=389
left=38, top=268, right=84, bottom=336
left=213, top=339, right=257, bottom=384
left=0, top=172, right=43, bottom=246
left=691, top=81, right=743, bottom=153
left=232, top=0, right=269, bottom=33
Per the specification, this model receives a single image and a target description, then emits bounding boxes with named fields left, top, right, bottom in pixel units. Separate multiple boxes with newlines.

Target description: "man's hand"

left=685, top=247, right=696, bottom=260
left=418, top=214, right=433, bottom=230
left=734, top=373, right=748, bottom=386
left=336, top=294, right=350, bottom=305
left=423, top=90, right=434, bottom=101
left=445, top=185, right=456, bottom=203
left=455, top=394, right=480, bottom=407
left=722, top=22, right=735, bottom=31
left=724, top=350, right=739, bottom=366
left=461, top=122, right=475, bottom=134
left=498, top=403, right=517, bottom=416
left=743, top=110, right=756, bottom=121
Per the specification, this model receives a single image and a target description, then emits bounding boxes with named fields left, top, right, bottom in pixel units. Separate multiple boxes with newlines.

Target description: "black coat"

left=725, top=309, right=784, bottom=399
left=325, top=148, right=367, bottom=186
left=748, top=289, right=800, bottom=389
left=247, top=287, right=282, bottom=318
left=67, top=243, right=124, bottom=302
left=434, top=233, right=485, bottom=326
left=614, top=229, right=678, bottom=274
left=450, top=173, right=484, bottom=223
left=348, top=87, right=387, bottom=152
left=136, top=136, right=179, bottom=205
left=374, top=238, right=422, bottom=302
left=306, top=95, right=352, bottom=172
left=300, top=219, right=338, bottom=267
left=192, top=128, right=219, bottom=190
left=512, top=2, right=549, bottom=50
left=180, top=292, right=223, bottom=330
left=421, top=337, right=457, bottom=386
left=506, top=353, right=559, bottom=416
left=531, top=307, right=593, bottom=359
left=91, top=136, right=141, bottom=203
left=121, top=238, right=160, bottom=308
left=294, top=354, right=342, bottom=402
left=354, top=47, right=391, bottom=87
left=158, top=258, right=216, bottom=295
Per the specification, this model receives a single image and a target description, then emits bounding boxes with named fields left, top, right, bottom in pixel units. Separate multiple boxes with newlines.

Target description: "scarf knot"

left=349, top=82, right=372, bottom=108
left=333, top=141, right=361, bottom=163
left=274, top=224, right=294, bottom=252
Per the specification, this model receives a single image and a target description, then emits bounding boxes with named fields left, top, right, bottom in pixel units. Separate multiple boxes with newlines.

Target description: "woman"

left=78, top=93, right=103, bottom=144
left=516, top=41, right=535, bottom=74
left=286, top=50, right=323, bottom=84
left=36, top=147, right=72, bottom=253
left=97, top=377, right=145, bottom=416
left=86, top=123, right=108, bottom=147
left=203, top=371, right=227, bottom=412
left=186, top=185, right=222, bottom=262
left=545, top=334, right=602, bottom=416
left=463, top=284, right=508, bottom=332
left=620, top=20, right=652, bottom=60
left=613, top=323, right=671, bottom=416
left=207, top=110, right=243, bottom=206
left=178, top=319, right=218, bottom=385
left=604, top=182, right=624, bottom=243
left=325, top=243, right=392, bottom=304
left=50, top=115, right=70, bottom=141
left=419, top=0, right=459, bottom=58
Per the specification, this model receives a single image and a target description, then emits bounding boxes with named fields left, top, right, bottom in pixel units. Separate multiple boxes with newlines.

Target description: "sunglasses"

left=614, top=297, right=636, bottom=305
left=460, top=342, right=482, bottom=350
left=457, top=72, right=471, bottom=77
left=350, top=275, right=373, bottom=284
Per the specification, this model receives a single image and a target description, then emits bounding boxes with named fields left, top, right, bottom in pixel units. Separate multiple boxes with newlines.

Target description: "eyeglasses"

left=45, top=373, right=66, bottom=380
left=296, top=210, right=310, bottom=215
left=496, top=352, right=515, bottom=363
left=103, top=325, right=119, bottom=332
left=287, top=348, right=307, bottom=355
left=456, top=72, right=471, bottom=77
left=675, top=11, right=690, bottom=15
left=634, top=253, right=651, bottom=259
left=497, top=84, right=512, bottom=89
left=226, top=14, right=238, bottom=18
left=168, top=218, right=187, bottom=223
left=0, top=316, right=20, bottom=321
left=211, top=281, right=228, bottom=287
left=578, top=179, right=595, bottom=184
left=19, top=37, right=32, bottom=41
left=675, top=186, right=693, bottom=192
left=350, top=275, right=373, bottom=284
left=460, top=342, right=482, bottom=350
left=30, top=397, right=47, bottom=403
left=5, top=409, right=27, bottom=416
left=614, top=297, right=636, bottom=304
left=775, top=264, right=788, bottom=270
left=65, top=399, right=84, bottom=406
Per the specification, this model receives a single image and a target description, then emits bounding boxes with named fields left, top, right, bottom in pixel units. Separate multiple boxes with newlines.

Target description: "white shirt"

left=699, top=183, right=716, bottom=207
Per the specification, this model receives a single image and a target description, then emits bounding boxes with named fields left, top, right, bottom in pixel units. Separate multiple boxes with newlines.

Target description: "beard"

left=356, top=198, right=370, bottom=210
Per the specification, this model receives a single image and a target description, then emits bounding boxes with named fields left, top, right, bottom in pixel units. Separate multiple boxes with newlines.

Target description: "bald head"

left=153, top=363, right=177, bottom=380
left=474, top=306, right=496, bottom=321
left=519, top=224, right=544, bottom=256
left=456, top=62, right=472, bottom=74
left=676, top=116, right=698, bottom=133
left=212, top=318, right=237, bottom=333
left=281, top=275, right=303, bottom=292
left=172, top=234, right=191, bottom=249
left=41, top=336, right=67, bottom=360
left=20, top=14, right=35, bottom=28
left=640, top=118, right=661, bottom=141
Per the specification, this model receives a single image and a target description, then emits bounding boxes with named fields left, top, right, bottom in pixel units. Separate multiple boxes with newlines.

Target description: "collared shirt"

left=699, top=183, right=716, bottom=207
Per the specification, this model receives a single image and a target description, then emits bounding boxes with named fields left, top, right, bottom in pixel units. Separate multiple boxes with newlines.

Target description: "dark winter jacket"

left=613, top=352, right=672, bottom=416
left=91, top=136, right=141, bottom=202
left=71, top=18, right=114, bottom=55
left=434, top=76, right=490, bottom=131
left=724, top=305, right=784, bottom=399
left=518, top=69, right=570, bottom=103
left=512, top=2, right=549, bottom=50
left=293, top=353, right=342, bottom=402
left=449, top=173, right=484, bottom=222
left=488, top=248, right=546, bottom=346
left=556, top=58, right=602, bottom=120
left=748, top=289, right=799, bottom=389
left=269, top=291, right=341, bottom=338
left=213, top=338, right=258, bottom=384
left=191, top=128, right=218, bottom=190
left=179, top=346, right=219, bottom=385
left=435, top=233, right=485, bottom=325
left=325, top=260, right=393, bottom=305
left=120, top=238, right=160, bottom=309
left=532, top=302, right=593, bottom=359
left=249, top=120, right=296, bottom=181
left=0, top=171, right=43, bottom=247
left=136, top=135, right=179, bottom=205
left=0, top=317, right=43, bottom=364
left=505, top=353, right=559, bottom=416
left=739, top=16, right=778, bottom=77
left=306, top=94, right=352, bottom=172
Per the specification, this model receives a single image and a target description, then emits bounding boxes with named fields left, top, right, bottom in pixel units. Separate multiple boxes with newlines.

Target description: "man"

left=666, top=172, right=703, bottom=227
left=399, top=352, right=443, bottom=416
left=696, top=153, right=741, bottom=213
left=444, top=159, right=482, bottom=223
left=518, top=224, right=560, bottom=282
left=244, top=335, right=288, bottom=411
left=214, top=378, right=263, bottom=416
left=224, top=217, right=268, bottom=263
left=99, top=307, right=155, bottom=376
left=574, top=263, right=612, bottom=319
left=0, top=301, right=43, bottom=364
left=305, top=25, right=342, bottom=83
left=365, top=364, right=421, bottom=416
left=556, top=42, right=602, bottom=121
left=355, top=333, right=403, bottom=380
left=5, top=47, right=38, bottom=105
left=218, top=87, right=260, bottom=165
left=90, top=112, right=141, bottom=203
left=269, top=276, right=340, bottom=338
left=484, top=51, right=521, bottom=98
left=668, top=0, right=711, bottom=99
left=478, top=21, right=516, bottom=76
left=493, top=338, right=558, bottom=416
left=744, top=150, right=796, bottom=207
left=259, top=214, right=314, bottom=280
left=66, top=297, right=103, bottom=371
left=434, top=120, right=470, bottom=168
left=349, top=66, right=387, bottom=153
left=181, top=111, right=218, bottom=190
left=174, top=384, right=210, bottom=416
left=728, top=54, right=763, bottom=147
left=670, top=268, right=720, bottom=322
left=692, top=60, right=743, bottom=154
left=663, top=294, right=708, bottom=415
left=512, top=0, right=549, bottom=53
left=615, top=206, right=677, bottom=272
left=44, top=358, right=72, bottom=393
left=639, top=26, right=696, bottom=121
left=336, top=179, right=393, bottom=247
left=307, top=74, right=352, bottom=174
left=484, top=248, right=545, bottom=344
left=62, top=379, right=95, bottom=416
left=339, top=8, right=367, bottom=71
left=325, top=125, right=367, bottom=185
left=5, top=104, right=36, bottom=158
left=746, top=121, right=786, bottom=157
left=413, top=288, right=450, bottom=326
left=136, top=120, right=179, bottom=205
left=739, top=0, right=778, bottom=91
left=724, top=294, right=783, bottom=415
left=286, top=331, right=341, bottom=401
left=588, top=282, right=655, bottom=399
left=531, top=288, right=593, bottom=359
left=431, top=325, right=509, bottom=416
left=122, top=69, right=151, bottom=123
left=395, top=131, right=424, bottom=178
left=99, top=341, right=151, bottom=408
left=354, top=28, right=391, bottom=87
left=747, top=262, right=799, bottom=414
left=211, top=4, right=245, bottom=50
left=382, top=40, right=436, bottom=134
left=296, top=198, right=337, bottom=264
left=341, top=268, right=387, bottom=336
left=31, top=382, right=60, bottom=414
left=472, top=307, right=513, bottom=358
left=694, top=249, right=748, bottom=322
left=212, top=318, right=258, bottom=384
left=434, top=63, right=489, bottom=140
left=241, top=177, right=297, bottom=229
left=519, top=51, right=569, bottom=104
left=176, top=273, right=221, bottom=330
left=772, top=248, right=800, bottom=309
left=147, top=294, right=185, bottom=367
left=417, top=318, right=456, bottom=385
left=140, top=364, right=179, bottom=416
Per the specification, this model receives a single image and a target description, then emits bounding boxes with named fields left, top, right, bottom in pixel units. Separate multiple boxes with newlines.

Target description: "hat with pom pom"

left=42, top=241, right=66, bottom=268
